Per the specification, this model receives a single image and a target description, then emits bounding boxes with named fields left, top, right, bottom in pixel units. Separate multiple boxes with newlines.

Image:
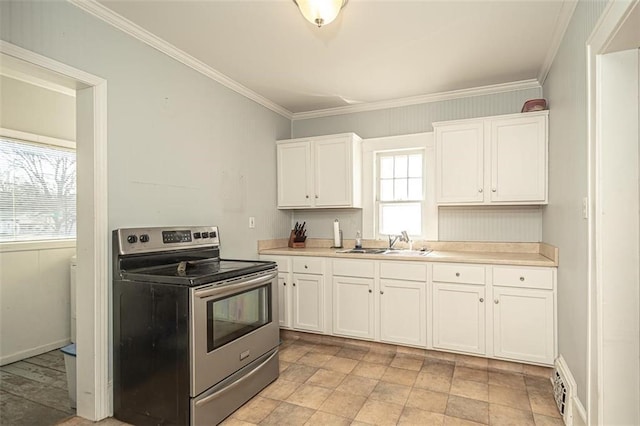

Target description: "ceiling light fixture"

left=293, top=0, right=349, bottom=28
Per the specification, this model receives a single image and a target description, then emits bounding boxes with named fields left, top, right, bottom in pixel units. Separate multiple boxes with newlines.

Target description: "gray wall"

left=542, top=0, right=607, bottom=405
left=0, top=1, right=291, bottom=259
left=0, top=75, right=76, bottom=140
left=292, top=88, right=544, bottom=242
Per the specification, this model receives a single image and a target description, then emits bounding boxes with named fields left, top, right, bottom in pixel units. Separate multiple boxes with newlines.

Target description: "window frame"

left=362, top=132, right=437, bottom=241
left=0, top=127, right=77, bottom=250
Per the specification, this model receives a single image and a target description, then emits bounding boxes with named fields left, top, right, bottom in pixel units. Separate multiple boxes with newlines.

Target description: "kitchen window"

left=362, top=132, right=437, bottom=241
left=0, top=134, right=76, bottom=243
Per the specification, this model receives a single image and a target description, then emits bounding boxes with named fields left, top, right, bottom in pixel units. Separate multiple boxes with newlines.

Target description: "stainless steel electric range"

left=112, top=226, right=279, bottom=425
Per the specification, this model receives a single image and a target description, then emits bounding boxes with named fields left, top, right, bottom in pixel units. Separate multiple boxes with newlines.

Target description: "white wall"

left=0, top=0, right=292, bottom=259
left=0, top=75, right=77, bottom=363
left=599, top=47, right=640, bottom=425
left=291, top=88, right=545, bottom=242
left=542, top=0, right=607, bottom=407
left=0, top=75, right=76, bottom=141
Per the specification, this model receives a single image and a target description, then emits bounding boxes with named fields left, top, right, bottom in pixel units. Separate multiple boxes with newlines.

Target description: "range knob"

left=139, top=234, right=150, bottom=243
left=127, top=235, right=138, bottom=244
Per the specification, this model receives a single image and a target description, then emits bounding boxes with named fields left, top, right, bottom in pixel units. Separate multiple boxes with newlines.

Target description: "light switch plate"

left=582, top=197, right=589, bottom=219
left=249, top=217, right=255, bottom=228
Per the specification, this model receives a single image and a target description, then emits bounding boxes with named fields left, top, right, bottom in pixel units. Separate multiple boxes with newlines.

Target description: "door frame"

left=586, top=1, right=640, bottom=424
left=0, top=40, right=110, bottom=421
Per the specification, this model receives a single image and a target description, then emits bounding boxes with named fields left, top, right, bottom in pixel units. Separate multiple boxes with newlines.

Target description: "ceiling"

left=93, top=1, right=575, bottom=116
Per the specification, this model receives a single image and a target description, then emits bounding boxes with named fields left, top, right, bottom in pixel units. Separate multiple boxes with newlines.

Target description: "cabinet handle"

left=293, top=283, right=296, bottom=287
left=492, top=188, right=497, bottom=192
left=304, top=265, right=308, bottom=269
left=479, top=298, right=484, bottom=302
left=520, top=276, right=525, bottom=281
left=315, top=195, right=318, bottom=199
left=455, top=272, right=460, bottom=277
left=494, top=299, right=499, bottom=304
left=283, top=282, right=286, bottom=286
left=478, top=188, right=483, bottom=193
left=368, top=289, right=372, bottom=293
left=380, top=290, right=384, bottom=295
left=305, top=195, right=309, bottom=199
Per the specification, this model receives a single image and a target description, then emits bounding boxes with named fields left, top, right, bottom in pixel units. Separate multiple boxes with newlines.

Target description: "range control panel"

left=115, top=226, right=220, bottom=255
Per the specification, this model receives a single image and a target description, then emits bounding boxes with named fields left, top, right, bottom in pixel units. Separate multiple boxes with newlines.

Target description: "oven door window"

left=206, top=284, right=272, bottom=352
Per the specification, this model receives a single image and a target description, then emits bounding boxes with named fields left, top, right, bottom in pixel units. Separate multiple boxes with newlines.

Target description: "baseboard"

left=572, top=396, right=588, bottom=426
left=0, top=338, right=71, bottom=366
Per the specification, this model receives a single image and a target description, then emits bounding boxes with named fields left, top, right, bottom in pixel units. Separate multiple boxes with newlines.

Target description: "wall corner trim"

left=537, top=0, right=579, bottom=85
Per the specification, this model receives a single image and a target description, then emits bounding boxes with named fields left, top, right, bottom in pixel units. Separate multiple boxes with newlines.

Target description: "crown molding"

left=68, top=0, right=293, bottom=119
left=537, top=0, right=579, bottom=85
left=291, top=79, right=542, bottom=121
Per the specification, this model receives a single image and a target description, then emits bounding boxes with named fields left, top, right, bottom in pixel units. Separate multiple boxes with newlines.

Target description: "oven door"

left=191, top=269, right=279, bottom=396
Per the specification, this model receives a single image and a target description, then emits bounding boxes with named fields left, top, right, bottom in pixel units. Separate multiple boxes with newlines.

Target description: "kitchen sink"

left=337, top=248, right=387, bottom=254
left=382, top=249, right=432, bottom=256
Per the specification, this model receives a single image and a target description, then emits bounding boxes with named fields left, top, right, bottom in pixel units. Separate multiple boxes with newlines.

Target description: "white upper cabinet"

left=434, top=111, right=548, bottom=205
left=277, top=133, right=362, bottom=209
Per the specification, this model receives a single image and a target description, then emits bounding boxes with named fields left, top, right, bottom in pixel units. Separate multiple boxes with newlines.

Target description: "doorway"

left=0, top=41, right=110, bottom=421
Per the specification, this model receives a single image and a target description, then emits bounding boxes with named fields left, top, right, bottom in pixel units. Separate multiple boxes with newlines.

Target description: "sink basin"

left=337, top=248, right=387, bottom=254
left=382, top=249, right=432, bottom=256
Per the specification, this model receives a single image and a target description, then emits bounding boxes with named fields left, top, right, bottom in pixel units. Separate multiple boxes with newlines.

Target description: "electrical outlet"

left=249, top=217, right=255, bottom=228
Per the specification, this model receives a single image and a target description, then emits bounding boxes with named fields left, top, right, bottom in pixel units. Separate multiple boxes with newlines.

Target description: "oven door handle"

left=194, top=349, right=278, bottom=408
left=194, top=271, right=277, bottom=299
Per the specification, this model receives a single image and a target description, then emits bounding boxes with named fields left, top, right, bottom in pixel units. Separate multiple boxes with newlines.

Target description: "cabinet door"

left=277, top=142, right=312, bottom=208
left=489, top=115, right=547, bottom=203
left=277, top=272, right=291, bottom=328
left=314, top=137, right=353, bottom=207
left=493, top=287, right=554, bottom=365
left=292, top=273, right=323, bottom=332
left=432, top=282, right=485, bottom=355
left=333, top=276, right=374, bottom=339
left=380, top=279, right=426, bottom=347
left=435, top=122, right=485, bottom=203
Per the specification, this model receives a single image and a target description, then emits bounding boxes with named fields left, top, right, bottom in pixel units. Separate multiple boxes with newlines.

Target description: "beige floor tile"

left=259, top=378, right=301, bottom=401
left=450, top=378, right=489, bottom=402
left=279, top=364, right=318, bottom=383
left=231, top=396, right=280, bottom=423
left=354, top=399, right=404, bottom=425
left=445, top=395, right=489, bottom=424
left=390, top=354, right=424, bottom=371
left=405, top=388, right=449, bottom=414
left=533, top=413, right=565, bottom=426
left=426, top=350, right=458, bottom=363
left=260, top=401, right=315, bottom=425
left=488, top=371, right=526, bottom=390
left=219, top=418, right=257, bottom=426
left=297, top=352, right=333, bottom=368
left=523, top=364, right=553, bottom=379
left=362, top=350, right=395, bottom=365
left=396, top=345, right=427, bottom=357
left=398, top=406, right=445, bottom=425
left=455, top=354, right=489, bottom=370
left=489, top=403, right=535, bottom=426
left=335, top=375, right=378, bottom=397
left=318, top=390, right=367, bottom=419
left=453, top=366, right=489, bottom=383
left=528, top=389, right=562, bottom=418
left=443, top=415, right=486, bottom=425
left=415, top=370, right=453, bottom=393
left=279, top=360, right=292, bottom=373
left=305, top=368, right=346, bottom=389
left=525, top=375, right=554, bottom=393
left=380, top=366, right=418, bottom=386
left=423, top=360, right=456, bottom=377
left=324, top=356, right=359, bottom=374
left=310, top=343, right=342, bottom=356
left=279, top=345, right=311, bottom=362
left=369, top=381, right=412, bottom=406
left=303, top=410, right=351, bottom=426
left=351, top=361, right=388, bottom=380
left=336, top=347, right=368, bottom=361
left=488, top=384, right=531, bottom=410
left=285, top=383, right=332, bottom=409
left=488, top=359, right=524, bottom=374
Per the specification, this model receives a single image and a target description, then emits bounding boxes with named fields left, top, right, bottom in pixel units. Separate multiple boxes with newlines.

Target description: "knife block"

left=288, top=230, right=306, bottom=248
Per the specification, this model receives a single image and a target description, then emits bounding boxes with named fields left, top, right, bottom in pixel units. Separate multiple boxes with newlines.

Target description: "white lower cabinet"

left=432, top=282, right=486, bottom=355
left=380, top=279, right=426, bottom=347
left=277, top=272, right=291, bottom=328
left=292, top=273, right=324, bottom=332
left=333, top=276, right=374, bottom=339
left=492, top=286, right=555, bottom=364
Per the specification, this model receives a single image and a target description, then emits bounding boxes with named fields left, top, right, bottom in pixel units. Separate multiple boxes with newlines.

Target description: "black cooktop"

left=120, top=258, right=276, bottom=287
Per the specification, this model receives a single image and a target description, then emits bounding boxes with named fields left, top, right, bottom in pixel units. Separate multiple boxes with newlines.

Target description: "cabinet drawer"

left=493, top=266, right=553, bottom=290
left=292, top=257, right=324, bottom=274
left=332, top=259, right=375, bottom=278
left=432, top=263, right=485, bottom=285
left=380, top=262, right=427, bottom=281
left=260, top=255, right=290, bottom=273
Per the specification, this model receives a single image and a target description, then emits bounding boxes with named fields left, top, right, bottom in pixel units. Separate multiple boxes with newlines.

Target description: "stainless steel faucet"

left=388, top=231, right=410, bottom=249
